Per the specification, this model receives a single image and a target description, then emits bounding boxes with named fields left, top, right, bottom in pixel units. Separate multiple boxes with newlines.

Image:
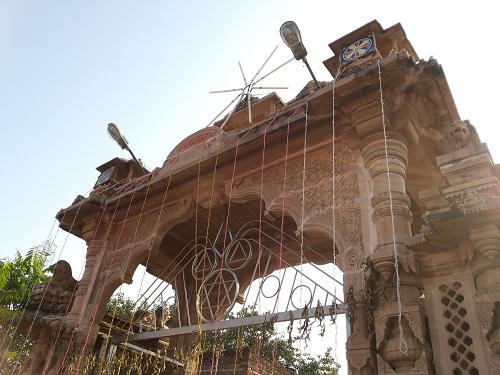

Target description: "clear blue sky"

left=2, top=2, right=499, bottom=372
left=3, top=1, right=499, bottom=261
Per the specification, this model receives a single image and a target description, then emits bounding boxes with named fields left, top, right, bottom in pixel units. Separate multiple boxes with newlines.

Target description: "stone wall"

left=198, top=349, right=297, bottom=375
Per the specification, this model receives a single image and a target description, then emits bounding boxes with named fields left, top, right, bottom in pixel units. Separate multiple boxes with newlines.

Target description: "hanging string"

left=271, top=105, right=302, bottom=370
left=376, top=60, right=407, bottom=354
left=41, top=183, right=123, bottom=374
left=56, top=187, right=118, bottom=373
left=74, top=192, right=128, bottom=373
left=297, top=102, right=308, bottom=359
left=331, top=65, right=342, bottom=364
left=116, top=160, right=179, bottom=373
left=96, top=188, right=143, bottom=374
left=192, top=127, right=226, bottom=374
left=192, top=135, right=211, bottom=375
left=98, top=173, right=155, bottom=371
left=209, top=122, right=260, bottom=375
left=253, top=112, right=280, bottom=375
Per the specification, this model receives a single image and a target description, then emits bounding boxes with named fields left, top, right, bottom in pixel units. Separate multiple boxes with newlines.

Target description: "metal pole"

left=126, top=147, right=147, bottom=175
left=303, top=58, right=320, bottom=90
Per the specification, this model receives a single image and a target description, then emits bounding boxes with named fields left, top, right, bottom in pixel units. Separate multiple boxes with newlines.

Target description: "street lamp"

left=107, top=123, right=147, bottom=175
left=280, top=21, right=320, bottom=90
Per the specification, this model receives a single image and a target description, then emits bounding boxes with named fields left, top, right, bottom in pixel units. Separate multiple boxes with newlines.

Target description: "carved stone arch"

left=121, top=242, right=156, bottom=284
left=228, top=142, right=364, bottom=273
left=96, top=271, right=129, bottom=322
left=80, top=262, right=131, bottom=330
left=227, top=177, right=266, bottom=204
left=265, top=200, right=301, bottom=226
left=152, top=195, right=195, bottom=250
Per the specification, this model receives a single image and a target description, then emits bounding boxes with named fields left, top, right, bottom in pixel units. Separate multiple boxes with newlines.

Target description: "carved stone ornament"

left=377, top=354, right=396, bottom=374
left=474, top=237, right=500, bottom=261
left=459, top=241, right=474, bottom=262
left=442, top=119, right=481, bottom=153
left=408, top=351, right=434, bottom=374
left=346, top=331, right=372, bottom=371
left=406, top=311, right=426, bottom=345
left=344, top=246, right=364, bottom=271
left=489, top=353, right=500, bottom=370
left=229, top=144, right=363, bottom=272
left=451, top=188, right=489, bottom=212
left=477, top=301, right=495, bottom=336
left=375, top=316, right=389, bottom=349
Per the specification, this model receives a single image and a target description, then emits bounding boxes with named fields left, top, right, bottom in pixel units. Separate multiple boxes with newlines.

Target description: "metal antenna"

left=207, top=46, right=293, bottom=128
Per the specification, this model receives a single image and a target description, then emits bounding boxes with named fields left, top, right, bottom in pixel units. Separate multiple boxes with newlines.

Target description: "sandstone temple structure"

left=15, top=20, right=500, bottom=375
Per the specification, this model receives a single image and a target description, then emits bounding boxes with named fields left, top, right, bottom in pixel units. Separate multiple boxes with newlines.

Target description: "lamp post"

left=280, top=21, right=320, bottom=90
left=107, top=123, right=147, bottom=175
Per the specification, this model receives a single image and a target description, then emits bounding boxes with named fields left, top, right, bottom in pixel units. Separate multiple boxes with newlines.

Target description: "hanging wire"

left=376, top=60, right=407, bottom=354
left=209, top=122, right=260, bottom=375
left=74, top=191, right=127, bottom=373
left=296, top=102, right=309, bottom=360
left=254, top=112, right=280, bottom=375
left=270, top=105, right=302, bottom=370
left=331, top=65, right=342, bottom=364
left=96, top=187, right=142, bottom=374
left=193, top=127, right=226, bottom=373
left=41, top=183, right=122, bottom=374
left=57, top=185, right=120, bottom=372
left=116, top=160, right=178, bottom=373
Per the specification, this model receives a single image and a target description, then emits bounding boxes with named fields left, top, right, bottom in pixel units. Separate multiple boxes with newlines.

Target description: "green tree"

left=106, top=292, right=138, bottom=319
left=297, top=348, right=339, bottom=375
left=0, top=247, right=51, bottom=371
left=202, top=305, right=340, bottom=374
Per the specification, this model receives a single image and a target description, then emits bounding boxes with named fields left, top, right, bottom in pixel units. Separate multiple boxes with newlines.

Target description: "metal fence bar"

left=111, top=303, right=347, bottom=344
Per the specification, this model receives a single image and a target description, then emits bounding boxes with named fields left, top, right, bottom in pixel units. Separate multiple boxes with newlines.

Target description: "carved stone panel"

left=230, top=143, right=363, bottom=272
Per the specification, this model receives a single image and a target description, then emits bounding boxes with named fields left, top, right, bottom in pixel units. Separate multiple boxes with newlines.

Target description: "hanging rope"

left=377, top=60, right=407, bottom=354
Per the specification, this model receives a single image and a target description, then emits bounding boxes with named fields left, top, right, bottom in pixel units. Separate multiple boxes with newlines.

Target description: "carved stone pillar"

left=360, top=131, right=431, bottom=373
left=61, top=214, right=112, bottom=375
left=470, top=226, right=500, bottom=372
left=344, top=272, right=375, bottom=374
left=64, top=216, right=107, bottom=331
left=361, top=132, right=412, bottom=280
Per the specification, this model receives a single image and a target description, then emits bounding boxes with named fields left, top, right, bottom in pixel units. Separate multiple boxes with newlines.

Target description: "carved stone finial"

left=474, top=238, right=500, bottom=261
left=442, top=119, right=480, bottom=153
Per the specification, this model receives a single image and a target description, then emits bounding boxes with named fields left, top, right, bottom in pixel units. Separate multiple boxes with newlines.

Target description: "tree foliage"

left=0, top=247, right=51, bottom=372
left=202, top=305, right=340, bottom=375
left=106, top=292, right=155, bottom=320
left=106, top=292, right=138, bottom=319
left=0, top=247, right=49, bottom=312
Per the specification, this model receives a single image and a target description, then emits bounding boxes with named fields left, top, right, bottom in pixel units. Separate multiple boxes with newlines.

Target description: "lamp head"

left=280, top=21, right=307, bottom=60
left=107, top=123, right=129, bottom=150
